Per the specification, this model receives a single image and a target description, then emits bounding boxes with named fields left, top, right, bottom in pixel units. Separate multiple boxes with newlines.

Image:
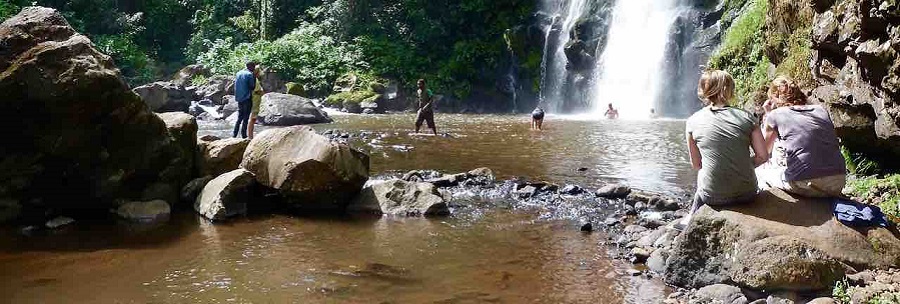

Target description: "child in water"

left=531, top=107, right=545, bottom=130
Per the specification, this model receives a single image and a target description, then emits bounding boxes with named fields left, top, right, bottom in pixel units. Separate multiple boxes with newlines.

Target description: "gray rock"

left=171, top=64, right=210, bottom=87
left=180, top=176, right=214, bottom=204
left=595, top=184, right=631, bottom=198
left=197, top=138, right=250, bottom=177
left=805, top=298, right=836, bottom=304
left=115, top=200, right=170, bottom=222
left=258, top=93, right=333, bottom=126
left=631, top=247, right=652, bottom=264
left=133, top=81, right=193, bottom=113
left=45, top=216, right=75, bottom=229
left=647, top=249, right=669, bottom=273
left=240, top=127, right=369, bottom=211
left=691, top=284, right=748, bottom=304
left=349, top=179, right=450, bottom=217
left=194, top=169, right=258, bottom=221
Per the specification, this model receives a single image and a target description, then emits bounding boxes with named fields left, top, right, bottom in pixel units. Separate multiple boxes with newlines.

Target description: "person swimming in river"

left=414, top=79, right=437, bottom=135
left=531, top=107, right=545, bottom=130
left=604, top=103, right=619, bottom=119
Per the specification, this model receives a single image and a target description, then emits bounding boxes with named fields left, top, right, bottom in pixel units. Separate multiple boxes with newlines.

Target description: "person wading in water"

left=414, top=79, right=437, bottom=135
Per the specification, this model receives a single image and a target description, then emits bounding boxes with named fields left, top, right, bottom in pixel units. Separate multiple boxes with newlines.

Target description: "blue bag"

left=833, top=198, right=891, bottom=228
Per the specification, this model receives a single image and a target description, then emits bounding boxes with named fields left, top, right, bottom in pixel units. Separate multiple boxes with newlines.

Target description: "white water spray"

left=589, top=0, right=681, bottom=119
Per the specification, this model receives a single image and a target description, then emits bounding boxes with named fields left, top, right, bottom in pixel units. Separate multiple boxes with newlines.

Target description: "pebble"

left=627, top=269, right=642, bottom=276
left=45, top=216, right=75, bottom=229
left=580, top=222, right=593, bottom=232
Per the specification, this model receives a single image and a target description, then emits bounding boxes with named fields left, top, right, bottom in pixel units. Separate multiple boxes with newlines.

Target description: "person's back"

left=234, top=69, right=254, bottom=103
left=766, top=105, right=845, bottom=181
left=687, top=106, right=758, bottom=199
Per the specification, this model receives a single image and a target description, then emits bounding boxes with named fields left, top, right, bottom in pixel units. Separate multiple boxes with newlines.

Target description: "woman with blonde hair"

left=678, top=69, right=768, bottom=228
left=758, top=76, right=846, bottom=197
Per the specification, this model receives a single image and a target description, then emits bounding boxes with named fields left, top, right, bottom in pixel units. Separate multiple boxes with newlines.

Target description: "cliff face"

left=808, top=0, right=900, bottom=169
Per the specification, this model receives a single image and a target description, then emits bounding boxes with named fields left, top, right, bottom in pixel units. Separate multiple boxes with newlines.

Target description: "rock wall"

left=0, top=7, right=193, bottom=213
left=808, top=0, right=900, bottom=169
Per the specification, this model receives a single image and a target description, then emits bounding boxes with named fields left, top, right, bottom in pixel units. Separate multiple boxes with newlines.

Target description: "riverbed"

left=0, top=114, right=695, bottom=303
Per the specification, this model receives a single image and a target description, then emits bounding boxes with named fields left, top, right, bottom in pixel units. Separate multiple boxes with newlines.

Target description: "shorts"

left=784, top=174, right=846, bottom=198
left=532, top=111, right=545, bottom=120
left=251, top=95, right=262, bottom=116
left=416, top=110, right=435, bottom=129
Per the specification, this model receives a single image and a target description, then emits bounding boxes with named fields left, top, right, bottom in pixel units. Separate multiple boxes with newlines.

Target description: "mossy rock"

left=325, top=90, right=379, bottom=109
left=286, top=82, right=305, bottom=96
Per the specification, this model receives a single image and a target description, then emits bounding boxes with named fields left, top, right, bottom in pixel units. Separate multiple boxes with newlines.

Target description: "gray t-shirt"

left=764, top=104, right=846, bottom=181
left=686, top=106, right=759, bottom=200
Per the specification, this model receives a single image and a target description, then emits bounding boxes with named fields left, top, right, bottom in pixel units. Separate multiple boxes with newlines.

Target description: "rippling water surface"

left=0, top=114, right=692, bottom=303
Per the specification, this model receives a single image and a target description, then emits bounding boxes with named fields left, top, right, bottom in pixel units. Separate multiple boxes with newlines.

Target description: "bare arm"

left=764, top=123, right=778, bottom=155
left=687, top=132, right=702, bottom=170
left=751, top=126, right=769, bottom=167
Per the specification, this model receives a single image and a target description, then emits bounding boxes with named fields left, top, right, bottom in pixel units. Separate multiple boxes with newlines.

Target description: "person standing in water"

left=414, top=79, right=437, bottom=135
left=650, top=108, right=659, bottom=119
left=247, top=66, right=265, bottom=139
left=604, top=103, right=619, bottom=119
left=531, top=106, right=545, bottom=130
left=233, top=61, right=257, bottom=139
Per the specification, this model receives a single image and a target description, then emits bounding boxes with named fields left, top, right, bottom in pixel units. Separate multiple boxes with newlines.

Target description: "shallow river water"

left=0, top=114, right=695, bottom=303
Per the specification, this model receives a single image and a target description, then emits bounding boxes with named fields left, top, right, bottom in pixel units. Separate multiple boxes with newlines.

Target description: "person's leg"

left=415, top=111, right=424, bottom=134
left=248, top=114, right=257, bottom=139
left=677, top=192, right=705, bottom=228
left=427, top=114, right=437, bottom=135
left=537, top=118, right=543, bottom=130
left=239, top=102, right=251, bottom=138
left=531, top=118, right=536, bottom=130
left=232, top=103, right=244, bottom=138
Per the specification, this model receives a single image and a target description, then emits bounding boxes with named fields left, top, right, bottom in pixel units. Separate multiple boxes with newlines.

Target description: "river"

left=0, top=114, right=696, bottom=303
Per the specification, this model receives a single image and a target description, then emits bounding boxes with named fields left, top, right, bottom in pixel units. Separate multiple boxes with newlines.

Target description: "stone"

left=631, top=247, right=652, bottom=264
left=664, top=190, right=900, bottom=291
left=766, top=291, right=801, bottom=304
left=133, top=81, right=194, bottom=113
left=560, top=185, right=585, bottom=195
left=45, top=216, right=74, bottom=229
left=595, top=184, right=631, bottom=198
left=180, top=176, right=213, bottom=204
left=429, top=168, right=495, bottom=188
left=197, top=138, right=250, bottom=177
left=691, top=284, right=748, bottom=304
left=0, top=7, right=191, bottom=210
left=805, top=298, right=836, bottom=304
left=627, top=269, right=642, bottom=276
left=257, top=93, right=333, bottom=126
left=348, top=179, right=450, bottom=217
left=171, top=64, right=210, bottom=87
left=580, top=222, right=593, bottom=232
left=157, top=112, right=198, bottom=187
left=115, top=200, right=170, bottom=222
left=647, top=249, right=669, bottom=273
left=194, top=75, right=234, bottom=105
left=240, top=126, right=369, bottom=211
left=194, top=169, right=258, bottom=221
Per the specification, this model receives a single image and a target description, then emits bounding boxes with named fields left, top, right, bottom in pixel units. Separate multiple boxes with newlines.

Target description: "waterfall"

left=538, top=0, right=591, bottom=113
left=589, top=0, right=681, bottom=119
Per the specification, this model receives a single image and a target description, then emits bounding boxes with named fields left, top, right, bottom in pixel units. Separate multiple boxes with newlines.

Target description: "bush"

left=94, top=34, right=157, bottom=86
left=846, top=175, right=900, bottom=222
left=0, top=0, right=18, bottom=21
left=709, top=0, right=769, bottom=107
left=285, top=82, right=305, bottom=96
left=197, top=22, right=364, bottom=96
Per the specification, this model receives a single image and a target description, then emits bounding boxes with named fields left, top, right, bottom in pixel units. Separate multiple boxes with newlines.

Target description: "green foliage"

left=190, top=74, right=209, bottom=86
left=197, top=22, right=365, bottom=95
left=286, top=82, right=305, bottom=96
left=94, top=34, right=156, bottom=85
left=0, top=0, right=18, bottom=21
left=833, top=278, right=851, bottom=304
left=847, top=175, right=900, bottom=222
left=709, top=0, right=769, bottom=106
left=842, top=146, right=882, bottom=176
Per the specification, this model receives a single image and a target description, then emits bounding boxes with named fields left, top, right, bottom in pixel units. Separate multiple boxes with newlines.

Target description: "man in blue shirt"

left=233, top=61, right=257, bottom=138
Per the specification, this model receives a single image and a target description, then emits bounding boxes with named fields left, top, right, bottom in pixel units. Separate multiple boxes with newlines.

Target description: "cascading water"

left=589, top=0, right=682, bottom=119
left=534, top=0, right=719, bottom=118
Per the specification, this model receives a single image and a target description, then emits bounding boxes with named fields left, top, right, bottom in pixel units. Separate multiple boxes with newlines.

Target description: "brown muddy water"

left=0, top=114, right=694, bottom=303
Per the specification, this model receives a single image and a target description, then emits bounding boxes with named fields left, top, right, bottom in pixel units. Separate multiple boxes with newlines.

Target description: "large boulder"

left=257, top=93, right=333, bottom=126
left=240, top=126, right=369, bottom=211
left=194, top=169, right=258, bottom=221
left=133, top=81, right=194, bottom=113
left=665, top=189, right=900, bottom=291
left=259, top=67, right=286, bottom=93
left=349, top=179, right=450, bottom=216
left=0, top=7, right=189, bottom=210
left=197, top=137, right=250, bottom=177
left=171, top=64, right=210, bottom=87
left=194, top=75, right=234, bottom=105
left=157, top=112, right=197, bottom=193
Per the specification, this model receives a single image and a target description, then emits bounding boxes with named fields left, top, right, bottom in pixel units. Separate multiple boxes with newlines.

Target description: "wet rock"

left=595, top=184, right=631, bottom=199
left=180, top=175, right=213, bottom=205
left=0, top=7, right=192, bottom=210
left=652, top=197, right=681, bottom=211
left=631, top=247, right=652, bottom=264
left=197, top=138, right=250, bottom=177
left=240, top=127, right=369, bottom=211
left=115, top=200, right=170, bottom=222
left=157, top=112, right=198, bottom=189
left=647, top=249, right=669, bottom=273
left=560, top=185, right=585, bottom=195
left=692, top=284, right=748, bottom=304
left=603, top=216, right=620, bottom=226
left=580, top=222, right=593, bottom=232
left=401, top=170, right=443, bottom=182
left=194, top=169, right=258, bottom=221
left=766, top=291, right=801, bottom=304
left=429, top=168, right=495, bottom=188
left=133, top=81, right=193, bottom=113
left=515, top=185, right=539, bottom=198
left=349, top=179, right=449, bottom=217
left=665, top=190, right=900, bottom=291
left=45, top=216, right=74, bottom=229
left=258, top=93, right=333, bottom=126
left=623, top=224, right=648, bottom=234
left=627, top=269, right=643, bottom=276
left=140, top=183, right=178, bottom=207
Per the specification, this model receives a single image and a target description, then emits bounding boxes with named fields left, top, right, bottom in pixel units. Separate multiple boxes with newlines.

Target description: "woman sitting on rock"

left=679, top=69, right=768, bottom=229
left=757, top=76, right=846, bottom=197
